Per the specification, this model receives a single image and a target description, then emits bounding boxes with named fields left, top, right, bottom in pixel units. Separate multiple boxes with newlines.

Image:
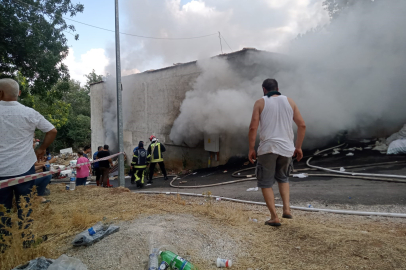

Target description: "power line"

left=220, top=33, right=232, bottom=51
left=64, top=17, right=217, bottom=40
left=12, top=0, right=218, bottom=40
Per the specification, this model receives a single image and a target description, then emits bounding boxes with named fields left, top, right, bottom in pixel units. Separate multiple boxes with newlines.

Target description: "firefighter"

left=147, top=135, right=168, bottom=183
left=131, top=141, right=150, bottom=188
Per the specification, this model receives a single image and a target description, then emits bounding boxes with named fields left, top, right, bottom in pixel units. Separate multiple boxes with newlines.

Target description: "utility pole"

left=115, top=0, right=125, bottom=187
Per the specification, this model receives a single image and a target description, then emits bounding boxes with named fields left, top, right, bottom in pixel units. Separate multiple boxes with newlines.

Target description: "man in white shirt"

left=248, top=79, right=306, bottom=227
left=0, top=78, right=57, bottom=232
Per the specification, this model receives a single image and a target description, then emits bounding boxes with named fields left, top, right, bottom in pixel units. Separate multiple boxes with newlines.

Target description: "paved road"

left=109, top=163, right=406, bottom=207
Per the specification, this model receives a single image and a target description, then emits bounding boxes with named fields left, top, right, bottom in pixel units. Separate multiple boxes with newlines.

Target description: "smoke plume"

left=169, top=0, right=406, bottom=148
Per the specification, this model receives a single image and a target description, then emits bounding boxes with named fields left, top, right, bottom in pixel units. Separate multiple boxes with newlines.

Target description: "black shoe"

left=164, top=176, right=169, bottom=181
left=43, top=188, right=51, bottom=196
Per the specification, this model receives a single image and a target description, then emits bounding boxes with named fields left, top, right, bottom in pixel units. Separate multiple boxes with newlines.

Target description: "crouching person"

left=131, top=141, right=150, bottom=188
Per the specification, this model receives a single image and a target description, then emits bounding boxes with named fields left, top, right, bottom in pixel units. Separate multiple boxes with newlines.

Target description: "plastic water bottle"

left=69, top=171, right=76, bottom=191
left=159, top=250, right=197, bottom=270
left=45, top=161, right=50, bottom=171
left=148, top=248, right=159, bottom=270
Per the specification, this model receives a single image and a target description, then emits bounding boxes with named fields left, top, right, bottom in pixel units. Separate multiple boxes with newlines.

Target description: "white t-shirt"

left=257, top=95, right=295, bottom=157
left=0, top=101, right=55, bottom=177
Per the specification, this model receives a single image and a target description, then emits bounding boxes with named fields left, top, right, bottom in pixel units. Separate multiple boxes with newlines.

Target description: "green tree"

left=323, top=0, right=376, bottom=19
left=0, top=0, right=84, bottom=95
left=84, top=69, right=104, bottom=91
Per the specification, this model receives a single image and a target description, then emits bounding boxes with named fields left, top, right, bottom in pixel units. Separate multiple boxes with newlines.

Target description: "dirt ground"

left=2, top=185, right=406, bottom=270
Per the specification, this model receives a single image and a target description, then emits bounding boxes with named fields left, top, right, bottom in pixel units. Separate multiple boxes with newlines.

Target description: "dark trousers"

left=148, top=162, right=167, bottom=181
left=0, top=165, right=35, bottom=232
left=99, top=167, right=110, bottom=187
left=93, top=167, right=101, bottom=182
left=76, top=177, right=87, bottom=186
left=34, top=175, right=52, bottom=196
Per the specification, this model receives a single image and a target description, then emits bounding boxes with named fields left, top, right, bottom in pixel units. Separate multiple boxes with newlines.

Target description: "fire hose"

left=136, top=191, right=406, bottom=218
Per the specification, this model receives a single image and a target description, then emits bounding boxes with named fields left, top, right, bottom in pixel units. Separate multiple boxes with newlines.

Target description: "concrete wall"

left=90, top=82, right=106, bottom=155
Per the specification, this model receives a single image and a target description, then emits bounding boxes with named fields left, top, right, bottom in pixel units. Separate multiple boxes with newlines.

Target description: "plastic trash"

left=292, top=173, right=308, bottom=178
left=148, top=248, right=159, bottom=270
left=12, top=257, right=54, bottom=270
left=216, top=197, right=221, bottom=201
left=217, top=258, right=232, bottom=268
left=339, top=167, right=346, bottom=172
left=47, top=255, right=87, bottom=270
left=307, top=204, right=314, bottom=208
left=346, top=152, right=354, bottom=156
left=69, top=169, right=76, bottom=191
left=160, top=250, right=197, bottom=270
left=223, top=170, right=227, bottom=173
left=88, top=227, right=96, bottom=236
left=246, top=187, right=258, bottom=192
left=72, top=222, right=119, bottom=246
left=332, top=149, right=340, bottom=155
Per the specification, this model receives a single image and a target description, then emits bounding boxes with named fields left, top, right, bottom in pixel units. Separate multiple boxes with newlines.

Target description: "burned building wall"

left=90, top=49, right=287, bottom=170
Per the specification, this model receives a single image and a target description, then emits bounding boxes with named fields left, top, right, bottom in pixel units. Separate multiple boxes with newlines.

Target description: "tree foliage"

left=19, top=69, right=102, bottom=153
left=323, top=0, right=376, bottom=19
left=0, top=0, right=84, bottom=95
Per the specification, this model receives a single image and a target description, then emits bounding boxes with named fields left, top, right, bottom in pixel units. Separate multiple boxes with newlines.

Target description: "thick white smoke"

left=169, top=0, right=406, bottom=148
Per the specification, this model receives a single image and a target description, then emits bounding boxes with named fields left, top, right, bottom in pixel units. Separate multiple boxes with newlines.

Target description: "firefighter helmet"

left=149, top=135, right=156, bottom=141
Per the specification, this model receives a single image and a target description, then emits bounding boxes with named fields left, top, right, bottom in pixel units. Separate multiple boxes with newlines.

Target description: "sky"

left=63, top=0, right=329, bottom=85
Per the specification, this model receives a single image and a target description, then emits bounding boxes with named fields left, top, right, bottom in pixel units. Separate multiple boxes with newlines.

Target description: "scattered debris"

left=193, top=172, right=197, bottom=175
left=354, top=147, right=363, bottom=151
left=340, top=167, right=346, bottom=172
left=307, top=204, right=314, bottom=208
left=346, top=152, right=354, bottom=156
left=12, top=257, right=54, bottom=270
left=292, top=173, right=308, bottom=178
left=217, top=258, right=232, bottom=268
left=47, top=255, right=87, bottom=270
left=243, top=161, right=249, bottom=166
left=246, top=187, right=258, bottom=192
left=72, top=222, right=119, bottom=247
left=343, top=148, right=355, bottom=151
left=387, top=139, right=406, bottom=155
left=223, top=170, right=228, bottom=173
left=332, top=149, right=340, bottom=155
left=386, top=124, right=406, bottom=145
left=216, top=197, right=222, bottom=201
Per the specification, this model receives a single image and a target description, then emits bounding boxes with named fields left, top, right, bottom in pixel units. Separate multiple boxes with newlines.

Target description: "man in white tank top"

left=248, top=79, right=306, bottom=227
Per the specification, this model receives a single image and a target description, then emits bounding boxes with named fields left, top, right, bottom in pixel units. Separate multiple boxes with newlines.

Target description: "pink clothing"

left=76, top=157, right=91, bottom=178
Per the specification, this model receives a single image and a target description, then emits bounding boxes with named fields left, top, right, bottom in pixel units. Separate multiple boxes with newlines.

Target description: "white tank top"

left=257, top=95, right=295, bottom=157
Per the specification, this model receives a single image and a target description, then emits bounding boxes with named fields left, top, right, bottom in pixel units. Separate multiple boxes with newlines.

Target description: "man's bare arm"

left=35, top=128, right=57, bottom=160
left=248, top=100, right=262, bottom=163
left=288, top=98, right=306, bottom=161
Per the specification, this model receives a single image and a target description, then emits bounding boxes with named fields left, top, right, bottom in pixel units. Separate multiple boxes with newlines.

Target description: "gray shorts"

left=256, top=153, right=292, bottom=188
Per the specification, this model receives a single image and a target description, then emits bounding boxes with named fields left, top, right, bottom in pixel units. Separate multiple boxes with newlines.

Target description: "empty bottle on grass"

left=159, top=250, right=197, bottom=270
left=148, top=248, right=159, bottom=270
left=69, top=170, right=76, bottom=191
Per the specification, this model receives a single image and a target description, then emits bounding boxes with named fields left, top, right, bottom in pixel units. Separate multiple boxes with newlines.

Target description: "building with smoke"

left=90, top=48, right=289, bottom=169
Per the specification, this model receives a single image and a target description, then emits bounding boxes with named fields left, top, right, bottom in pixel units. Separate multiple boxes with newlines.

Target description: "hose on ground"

left=306, top=145, right=406, bottom=180
left=135, top=191, right=406, bottom=218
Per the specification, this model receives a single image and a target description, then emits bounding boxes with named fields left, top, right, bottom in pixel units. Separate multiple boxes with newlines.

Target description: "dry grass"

left=1, top=184, right=406, bottom=269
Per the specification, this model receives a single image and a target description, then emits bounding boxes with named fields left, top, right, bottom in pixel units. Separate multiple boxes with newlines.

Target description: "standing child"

left=76, top=151, right=91, bottom=186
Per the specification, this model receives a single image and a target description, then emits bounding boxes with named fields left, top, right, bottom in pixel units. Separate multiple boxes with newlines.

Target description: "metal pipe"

left=115, top=0, right=125, bottom=187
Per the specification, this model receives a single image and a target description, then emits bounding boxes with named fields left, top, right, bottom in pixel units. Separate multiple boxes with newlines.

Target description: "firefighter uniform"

left=147, top=137, right=168, bottom=182
left=131, top=144, right=150, bottom=188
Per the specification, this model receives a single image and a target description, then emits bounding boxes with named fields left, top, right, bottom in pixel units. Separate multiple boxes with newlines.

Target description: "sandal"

left=264, top=220, right=281, bottom=227
left=282, top=214, right=293, bottom=219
